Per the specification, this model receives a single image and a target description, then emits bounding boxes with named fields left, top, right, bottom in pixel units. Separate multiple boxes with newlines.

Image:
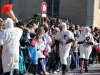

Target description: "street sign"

left=41, top=2, right=47, bottom=17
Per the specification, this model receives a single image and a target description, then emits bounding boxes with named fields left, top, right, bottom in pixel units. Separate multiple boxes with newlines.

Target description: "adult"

left=35, top=27, right=49, bottom=75
left=54, top=18, right=61, bottom=27
left=55, top=23, right=74, bottom=75
left=0, top=18, right=3, bottom=31
left=0, top=18, right=23, bottom=75
left=0, top=18, right=3, bottom=73
left=43, top=17, right=49, bottom=28
left=44, top=27, right=52, bottom=53
left=78, top=27, right=94, bottom=73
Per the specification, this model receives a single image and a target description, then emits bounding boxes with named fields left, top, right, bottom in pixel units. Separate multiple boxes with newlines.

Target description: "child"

left=28, top=33, right=38, bottom=75
left=72, top=37, right=79, bottom=69
left=48, top=45, right=58, bottom=74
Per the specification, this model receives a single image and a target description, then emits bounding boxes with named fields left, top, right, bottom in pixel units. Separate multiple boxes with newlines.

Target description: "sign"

left=41, top=2, right=47, bottom=17
left=42, top=14, right=46, bottom=17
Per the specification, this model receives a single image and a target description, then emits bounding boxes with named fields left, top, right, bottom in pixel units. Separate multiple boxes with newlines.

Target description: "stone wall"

left=0, top=0, right=100, bottom=28
left=18, top=0, right=44, bottom=21
left=0, top=0, right=10, bottom=19
left=60, top=0, right=87, bottom=26
left=86, top=0, right=94, bottom=27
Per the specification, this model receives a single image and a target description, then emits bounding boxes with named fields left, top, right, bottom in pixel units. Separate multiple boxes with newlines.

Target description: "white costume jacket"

left=56, top=29, right=74, bottom=65
left=78, top=32, right=94, bottom=59
left=0, top=18, right=22, bottom=73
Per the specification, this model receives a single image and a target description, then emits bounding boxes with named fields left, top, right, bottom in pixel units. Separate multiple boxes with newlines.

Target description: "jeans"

left=70, top=50, right=76, bottom=69
left=73, top=52, right=79, bottom=68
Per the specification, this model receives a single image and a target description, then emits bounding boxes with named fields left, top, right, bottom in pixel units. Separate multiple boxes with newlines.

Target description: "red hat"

left=1, top=4, right=16, bottom=21
left=30, top=41, right=36, bottom=47
left=1, top=4, right=13, bottom=13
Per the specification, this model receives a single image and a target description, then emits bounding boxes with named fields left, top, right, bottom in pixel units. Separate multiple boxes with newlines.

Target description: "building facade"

left=0, top=0, right=100, bottom=28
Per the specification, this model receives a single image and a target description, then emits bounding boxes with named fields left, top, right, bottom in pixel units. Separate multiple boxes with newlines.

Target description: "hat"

left=1, top=4, right=16, bottom=21
left=2, top=18, right=14, bottom=28
left=59, top=22, right=67, bottom=31
left=1, top=4, right=13, bottom=13
left=30, top=41, right=36, bottom=47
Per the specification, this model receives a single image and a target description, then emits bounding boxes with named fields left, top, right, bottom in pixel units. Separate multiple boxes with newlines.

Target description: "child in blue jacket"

left=29, top=33, right=38, bottom=75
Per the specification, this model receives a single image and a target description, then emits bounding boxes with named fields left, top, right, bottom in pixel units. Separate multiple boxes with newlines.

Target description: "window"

left=44, top=0, right=60, bottom=18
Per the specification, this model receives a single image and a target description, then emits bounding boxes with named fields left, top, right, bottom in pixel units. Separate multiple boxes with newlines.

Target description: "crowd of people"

left=0, top=16, right=100, bottom=75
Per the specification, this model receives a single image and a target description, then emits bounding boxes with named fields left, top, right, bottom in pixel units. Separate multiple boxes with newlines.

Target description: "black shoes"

left=85, top=66, right=88, bottom=73
left=79, top=69, right=83, bottom=73
left=62, top=64, right=67, bottom=75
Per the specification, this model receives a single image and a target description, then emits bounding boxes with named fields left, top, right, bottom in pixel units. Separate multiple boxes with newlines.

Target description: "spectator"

left=0, top=18, right=3, bottom=73
left=28, top=33, right=39, bottom=75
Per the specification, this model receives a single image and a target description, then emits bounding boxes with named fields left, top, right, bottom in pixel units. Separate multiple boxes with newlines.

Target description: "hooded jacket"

left=0, top=18, right=23, bottom=73
left=29, top=41, right=38, bottom=64
left=55, top=23, right=74, bottom=65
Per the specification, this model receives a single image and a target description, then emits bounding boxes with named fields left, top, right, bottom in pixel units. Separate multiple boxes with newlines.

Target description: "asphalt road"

left=0, top=64, right=100, bottom=75
left=25, top=64, right=100, bottom=75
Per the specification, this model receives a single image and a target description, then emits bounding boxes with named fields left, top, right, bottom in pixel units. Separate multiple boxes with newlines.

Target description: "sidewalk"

left=48, top=64, right=100, bottom=75
left=25, top=64, right=100, bottom=75
left=0, top=64, right=100, bottom=75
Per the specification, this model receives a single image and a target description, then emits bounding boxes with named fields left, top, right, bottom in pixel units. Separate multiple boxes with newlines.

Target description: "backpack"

left=96, top=43, right=100, bottom=53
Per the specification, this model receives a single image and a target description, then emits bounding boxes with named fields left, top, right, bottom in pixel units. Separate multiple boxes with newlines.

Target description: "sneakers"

left=53, top=71, right=57, bottom=74
left=88, top=64, right=94, bottom=67
left=45, top=71, right=49, bottom=74
left=85, top=66, right=88, bottom=73
left=49, top=70, right=52, bottom=73
left=62, top=72, right=66, bottom=75
left=56, top=69, right=60, bottom=72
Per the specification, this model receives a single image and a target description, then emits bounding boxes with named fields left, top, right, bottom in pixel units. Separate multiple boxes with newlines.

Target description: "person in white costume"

left=78, top=27, right=94, bottom=73
left=55, top=23, right=74, bottom=75
left=0, top=18, right=23, bottom=75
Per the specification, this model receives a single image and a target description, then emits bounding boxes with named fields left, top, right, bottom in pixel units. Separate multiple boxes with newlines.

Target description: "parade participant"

left=78, top=27, right=94, bottom=73
left=55, top=23, right=74, bottom=75
left=0, top=18, right=23, bottom=75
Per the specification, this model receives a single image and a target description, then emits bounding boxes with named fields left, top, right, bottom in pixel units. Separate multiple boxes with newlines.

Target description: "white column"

left=86, top=0, right=94, bottom=26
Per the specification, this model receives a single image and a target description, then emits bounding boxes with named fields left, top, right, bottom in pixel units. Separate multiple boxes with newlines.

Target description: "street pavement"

left=0, top=64, right=100, bottom=75
left=24, top=64, right=100, bottom=75
left=47, top=64, right=100, bottom=75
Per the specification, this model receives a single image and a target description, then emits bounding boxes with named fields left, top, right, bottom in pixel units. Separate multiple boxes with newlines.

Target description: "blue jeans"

left=73, top=52, right=79, bottom=68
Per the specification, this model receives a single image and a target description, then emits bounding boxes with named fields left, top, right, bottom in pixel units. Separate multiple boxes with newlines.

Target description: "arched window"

left=44, top=0, right=60, bottom=18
